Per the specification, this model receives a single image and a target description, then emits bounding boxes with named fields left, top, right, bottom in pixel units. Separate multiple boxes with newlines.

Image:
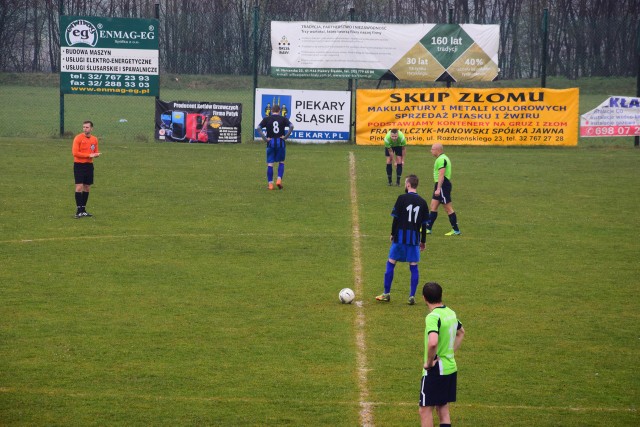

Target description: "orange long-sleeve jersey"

left=72, top=133, right=99, bottom=163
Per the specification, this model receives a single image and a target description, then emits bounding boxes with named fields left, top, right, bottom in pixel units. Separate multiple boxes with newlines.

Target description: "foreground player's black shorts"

left=385, top=146, right=403, bottom=156
left=419, top=367, right=457, bottom=407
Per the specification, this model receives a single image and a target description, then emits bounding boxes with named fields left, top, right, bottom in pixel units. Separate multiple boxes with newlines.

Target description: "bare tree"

left=1, top=0, right=637, bottom=78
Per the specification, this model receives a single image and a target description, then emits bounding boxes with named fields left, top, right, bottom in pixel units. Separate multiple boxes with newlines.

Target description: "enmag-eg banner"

left=60, top=16, right=159, bottom=96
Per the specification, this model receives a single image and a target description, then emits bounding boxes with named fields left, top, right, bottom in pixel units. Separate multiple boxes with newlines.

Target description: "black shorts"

left=419, top=367, right=457, bottom=407
left=432, top=179, right=452, bottom=204
left=385, top=146, right=403, bottom=157
left=74, top=162, right=94, bottom=185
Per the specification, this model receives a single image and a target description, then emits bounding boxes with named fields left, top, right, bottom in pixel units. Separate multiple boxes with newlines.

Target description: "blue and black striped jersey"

left=391, top=192, right=429, bottom=245
left=258, top=114, right=292, bottom=147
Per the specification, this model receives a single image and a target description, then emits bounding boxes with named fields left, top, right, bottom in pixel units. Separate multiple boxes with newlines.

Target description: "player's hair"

left=423, top=282, right=443, bottom=303
left=271, top=105, right=281, bottom=114
left=406, top=174, right=419, bottom=189
left=390, top=128, right=398, bottom=134
left=83, top=120, right=94, bottom=127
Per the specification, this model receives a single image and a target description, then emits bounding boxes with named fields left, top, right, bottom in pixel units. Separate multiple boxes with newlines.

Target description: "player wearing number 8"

left=376, top=174, right=429, bottom=305
left=256, top=104, right=294, bottom=190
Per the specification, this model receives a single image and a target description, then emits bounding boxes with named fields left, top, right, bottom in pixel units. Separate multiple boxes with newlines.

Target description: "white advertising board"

left=580, top=96, right=640, bottom=137
left=254, top=88, right=351, bottom=143
left=270, top=21, right=499, bottom=82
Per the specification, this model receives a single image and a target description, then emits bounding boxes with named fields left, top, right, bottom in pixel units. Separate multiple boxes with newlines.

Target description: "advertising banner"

left=155, top=100, right=242, bottom=143
left=580, top=96, right=640, bottom=137
left=271, top=21, right=499, bottom=82
left=60, top=16, right=159, bottom=96
left=254, top=88, right=351, bottom=143
left=356, top=88, right=579, bottom=146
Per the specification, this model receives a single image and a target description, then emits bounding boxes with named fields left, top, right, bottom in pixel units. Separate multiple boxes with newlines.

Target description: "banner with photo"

left=254, top=88, right=351, bottom=143
left=155, top=100, right=242, bottom=143
left=356, top=87, right=579, bottom=146
left=580, top=96, right=640, bottom=137
left=270, top=21, right=499, bottom=82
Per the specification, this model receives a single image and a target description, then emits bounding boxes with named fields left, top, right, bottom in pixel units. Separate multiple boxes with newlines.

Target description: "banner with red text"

left=356, top=88, right=579, bottom=146
left=580, top=96, right=640, bottom=137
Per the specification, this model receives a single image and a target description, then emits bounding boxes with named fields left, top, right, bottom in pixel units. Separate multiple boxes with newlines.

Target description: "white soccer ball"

left=339, top=288, right=355, bottom=304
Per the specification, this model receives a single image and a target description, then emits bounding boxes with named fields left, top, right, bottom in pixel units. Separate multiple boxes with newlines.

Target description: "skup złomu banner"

left=271, top=21, right=499, bottom=82
left=254, top=88, right=351, bottom=143
left=356, top=87, right=579, bottom=146
left=60, top=16, right=159, bottom=96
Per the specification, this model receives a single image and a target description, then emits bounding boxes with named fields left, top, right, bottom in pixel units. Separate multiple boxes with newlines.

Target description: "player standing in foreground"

left=384, top=128, right=407, bottom=186
left=376, top=174, right=428, bottom=305
left=419, top=282, right=465, bottom=427
left=256, top=104, right=294, bottom=190
left=72, top=120, right=100, bottom=218
left=426, top=143, right=461, bottom=235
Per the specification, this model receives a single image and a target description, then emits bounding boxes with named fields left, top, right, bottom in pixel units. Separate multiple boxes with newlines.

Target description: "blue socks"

left=384, top=262, right=419, bottom=297
left=278, top=163, right=285, bottom=180
left=410, top=264, right=419, bottom=297
left=384, top=261, right=395, bottom=294
left=267, top=165, right=273, bottom=183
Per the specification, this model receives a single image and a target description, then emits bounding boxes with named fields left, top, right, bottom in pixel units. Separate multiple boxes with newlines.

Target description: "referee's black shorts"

left=419, top=367, right=457, bottom=407
left=74, top=162, right=94, bottom=185
left=432, top=179, right=452, bottom=204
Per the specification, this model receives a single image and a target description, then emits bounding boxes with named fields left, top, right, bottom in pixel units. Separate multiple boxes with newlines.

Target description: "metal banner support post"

left=636, top=19, right=639, bottom=147
left=541, top=8, right=549, bottom=88
left=59, top=0, right=64, bottom=136
left=253, top=5, right=259, bottom=143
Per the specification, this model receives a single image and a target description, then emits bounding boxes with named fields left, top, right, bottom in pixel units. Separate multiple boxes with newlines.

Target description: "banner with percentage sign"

left=580, top=96, right=640, bottom=137
left=271, top=22, right=499, bottom=82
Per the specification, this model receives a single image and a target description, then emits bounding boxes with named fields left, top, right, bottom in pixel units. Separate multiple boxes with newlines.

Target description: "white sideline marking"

left=349, top=152, right=374, bottom=427
left=2, top=232, right=350, bottom=245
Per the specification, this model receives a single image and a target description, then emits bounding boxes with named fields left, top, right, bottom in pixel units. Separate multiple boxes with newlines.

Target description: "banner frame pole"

left=253, top=6, right=259, bottom=143
left=59, top=0, right=64, bottom=137
left=541, top=8, right=549, bottom=88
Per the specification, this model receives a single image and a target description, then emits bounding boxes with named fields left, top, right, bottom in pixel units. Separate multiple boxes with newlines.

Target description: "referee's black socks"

left=75, top=192, right=83, bottom=213
left=448, top=212, right=459, bottom=232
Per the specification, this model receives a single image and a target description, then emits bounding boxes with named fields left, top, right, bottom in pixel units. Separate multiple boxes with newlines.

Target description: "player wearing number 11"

left=256, top=104, right=294, bottom=190
left=376, top=174, right=429, bottom=305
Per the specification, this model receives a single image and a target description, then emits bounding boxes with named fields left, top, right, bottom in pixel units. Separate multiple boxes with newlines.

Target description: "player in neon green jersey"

left=425, top=143, right=461, bottom=235
left=384, top=129, right=407, bottom=186
left=419, top=282, right=465, bottom=427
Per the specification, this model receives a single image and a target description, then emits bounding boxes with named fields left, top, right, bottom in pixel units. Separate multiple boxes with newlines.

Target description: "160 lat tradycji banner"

left=271, top=21, right=499, bottom=82
left=356, top=88, right=579, bottom=146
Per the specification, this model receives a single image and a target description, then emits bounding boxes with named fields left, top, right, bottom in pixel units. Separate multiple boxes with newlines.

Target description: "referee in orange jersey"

left=72, top=121, right=101, bottom=218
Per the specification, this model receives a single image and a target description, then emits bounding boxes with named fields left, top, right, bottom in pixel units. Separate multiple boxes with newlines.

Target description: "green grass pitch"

left=0, top=136, right=638, bottom=426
